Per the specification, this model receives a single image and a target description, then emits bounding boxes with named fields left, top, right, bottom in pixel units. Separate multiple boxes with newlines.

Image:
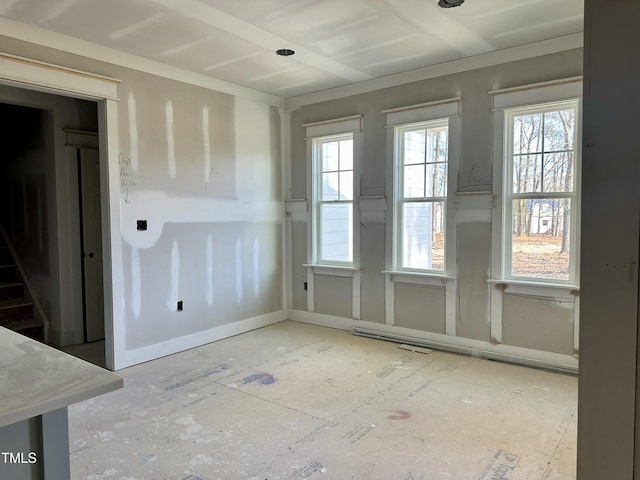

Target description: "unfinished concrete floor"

left=68, top=321, right=577, bottom=480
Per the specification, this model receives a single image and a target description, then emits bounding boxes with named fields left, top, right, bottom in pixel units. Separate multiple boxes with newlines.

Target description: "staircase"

left=0, top=238, right=44, bottom=341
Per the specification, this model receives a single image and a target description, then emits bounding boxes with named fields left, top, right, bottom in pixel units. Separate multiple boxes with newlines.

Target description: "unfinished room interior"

left=0, top=0, right=637, bottom=478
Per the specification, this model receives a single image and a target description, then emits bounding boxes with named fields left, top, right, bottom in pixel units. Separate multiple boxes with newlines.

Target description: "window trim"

left=384, top=98, right=460, bottom=278
left=393, top=119, right=450, bottom=274
left=490, top=78, right=583, bottom=288
left=313, top=132, right=355, bottom=266
left=304, top=115, right=362, bottom=268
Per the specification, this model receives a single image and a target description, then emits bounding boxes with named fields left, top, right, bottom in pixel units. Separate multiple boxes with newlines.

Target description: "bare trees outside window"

left=396, top=120, right=449, bottom=271
left=506, top=100, right=579, bottom=281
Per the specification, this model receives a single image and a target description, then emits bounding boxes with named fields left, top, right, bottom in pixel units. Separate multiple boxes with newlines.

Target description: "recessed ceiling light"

left=276, top=49, right=295, bottom=57
left=438, top=0, right=465, bottom=7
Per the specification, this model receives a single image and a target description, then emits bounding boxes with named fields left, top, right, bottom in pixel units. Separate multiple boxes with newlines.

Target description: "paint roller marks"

left=478, top=449, right=521, bottom=480
left=243, top=373, right=276, bottom=385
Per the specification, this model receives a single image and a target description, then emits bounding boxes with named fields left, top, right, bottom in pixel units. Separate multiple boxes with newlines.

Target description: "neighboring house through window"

left=304, top=115, right=362, bottom=267
left=384, top=98, right=461, bottom=276
left=504, top=100, right=580, bottom=282
left=491, top=78, right=582, bottom=286
left=395, top=119, right=449, bottom=271
left=314, top=133, right=354, bottom=264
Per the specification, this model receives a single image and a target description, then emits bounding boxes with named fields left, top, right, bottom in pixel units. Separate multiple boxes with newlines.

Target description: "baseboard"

left=286, top=309, right=354, bottom=331
left=286, top=309, right=579, bottom=374
left=120, top=310, right=287, bottom=369
left=47, top=328, right=76, bottom=347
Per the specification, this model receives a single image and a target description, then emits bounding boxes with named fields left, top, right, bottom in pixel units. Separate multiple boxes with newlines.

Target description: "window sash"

left=503, top=100, right=579, bottom=283
left=313, top=133, right=354, bottom=266
left=395, top=119, right=449, bottom=273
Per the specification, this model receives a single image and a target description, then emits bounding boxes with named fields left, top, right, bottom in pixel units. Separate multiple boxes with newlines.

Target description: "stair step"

left=0, top=281, right=25, bottom=301
left=0, top=259, right=16, bottom=282
left=2, top=318, right=44, bottom=332
left=0, top=298, right=34, bottom=310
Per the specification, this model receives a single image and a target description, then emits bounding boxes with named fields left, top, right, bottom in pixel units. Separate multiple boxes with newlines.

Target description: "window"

left=313, top=133, right=354, bottom=264
left=503, top=99, right=580, bottom=283
left=304, top=115, right=361, bottom=268
left=383, top=98, right=459, bottom=278
left=395, top=120, right=449, bottom=271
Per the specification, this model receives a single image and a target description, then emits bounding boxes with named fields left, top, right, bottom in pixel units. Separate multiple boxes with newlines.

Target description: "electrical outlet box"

left=177, top=301, right=183, bottom=311
left=137, top=220, right=147, bottom=231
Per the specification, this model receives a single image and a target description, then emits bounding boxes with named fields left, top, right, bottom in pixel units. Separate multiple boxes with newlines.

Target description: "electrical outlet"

left=177, top=300, right=183, bottom=311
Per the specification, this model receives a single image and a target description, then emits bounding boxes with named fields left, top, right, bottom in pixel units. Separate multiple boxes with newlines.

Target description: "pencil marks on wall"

left=116, top=85, right=282, bottom=352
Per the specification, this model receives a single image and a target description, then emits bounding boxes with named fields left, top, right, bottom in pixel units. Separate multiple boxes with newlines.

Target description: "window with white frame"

left=314, top=133, right=354, bottom=264
left=503, top=99, right=580, bottom=282
left=304, top=115, right=361, bottom=267
left=384, top=98, right=460, bottom=276
left=395, top=120, right=449, bottom=271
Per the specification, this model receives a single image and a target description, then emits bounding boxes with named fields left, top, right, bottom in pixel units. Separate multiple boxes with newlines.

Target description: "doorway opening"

left=0, top=94, right=106, bottom=366
left=0, top=55, right=122, bottom=370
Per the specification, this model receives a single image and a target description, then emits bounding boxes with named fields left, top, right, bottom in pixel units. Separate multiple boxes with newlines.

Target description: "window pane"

left=512, top=155, right=542, bottom=193
left=339, top=139, right=353, bottom=170
left=404, top=130, right=426, bottom=165
left=322, top=142, right=339, bottom=171
left=427, top=127, right=448, bottom=163
left=339, top=171, right=353, bottom=200
left=543, top=152, right=574, bottom=193
left=320, top=203, right=352, bottom=263
left=544, top=109, right=575, bottom=151
left=404, top=164, right=425, bottom=198
left=511, top=198, right=571, bottom=280
left=322, top=172, right=339, bottom=200
left=425, top=163, right=447, bottom=197
left=401, top=201, right=445, bottom=271
left=513, top=113, right=542, bottom=154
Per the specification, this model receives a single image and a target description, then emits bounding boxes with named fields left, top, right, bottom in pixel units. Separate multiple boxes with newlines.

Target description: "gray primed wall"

left=314, top=275, right=352, bottom=319
left=0, top=36, right=284, bottom=359
left=394, top=284, right=445, bottom=333
left=502, top=294, right=573, bottom=355
left=289, top=49, right=583, bottom=354
left=578, top=0, right=640, bottom=477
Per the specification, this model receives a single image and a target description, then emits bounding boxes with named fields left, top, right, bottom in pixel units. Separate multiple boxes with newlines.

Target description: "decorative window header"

left=490, top=76, right=582, bottom=110
left=303, top=115, right=362, bottom=138
left=383, top=97, right=461, bottom=127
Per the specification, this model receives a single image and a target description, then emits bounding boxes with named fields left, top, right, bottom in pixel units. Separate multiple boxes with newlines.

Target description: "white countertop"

left=0, top=327, right=124, bottom=428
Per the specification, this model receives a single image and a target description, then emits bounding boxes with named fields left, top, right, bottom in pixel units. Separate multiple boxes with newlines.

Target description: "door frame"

left=0, top=52, right=124, bottom=370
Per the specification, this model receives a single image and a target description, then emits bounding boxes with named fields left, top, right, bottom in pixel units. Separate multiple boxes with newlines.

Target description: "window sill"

left=487, top=278, right=579, bottom=298
left=383, top=270, right=456, bottom=286
left=304, top=264, right=359, bottom=277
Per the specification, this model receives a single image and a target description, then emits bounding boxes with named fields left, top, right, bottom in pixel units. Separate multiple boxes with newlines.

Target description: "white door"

left=79, top=148, right=104, bottom=342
